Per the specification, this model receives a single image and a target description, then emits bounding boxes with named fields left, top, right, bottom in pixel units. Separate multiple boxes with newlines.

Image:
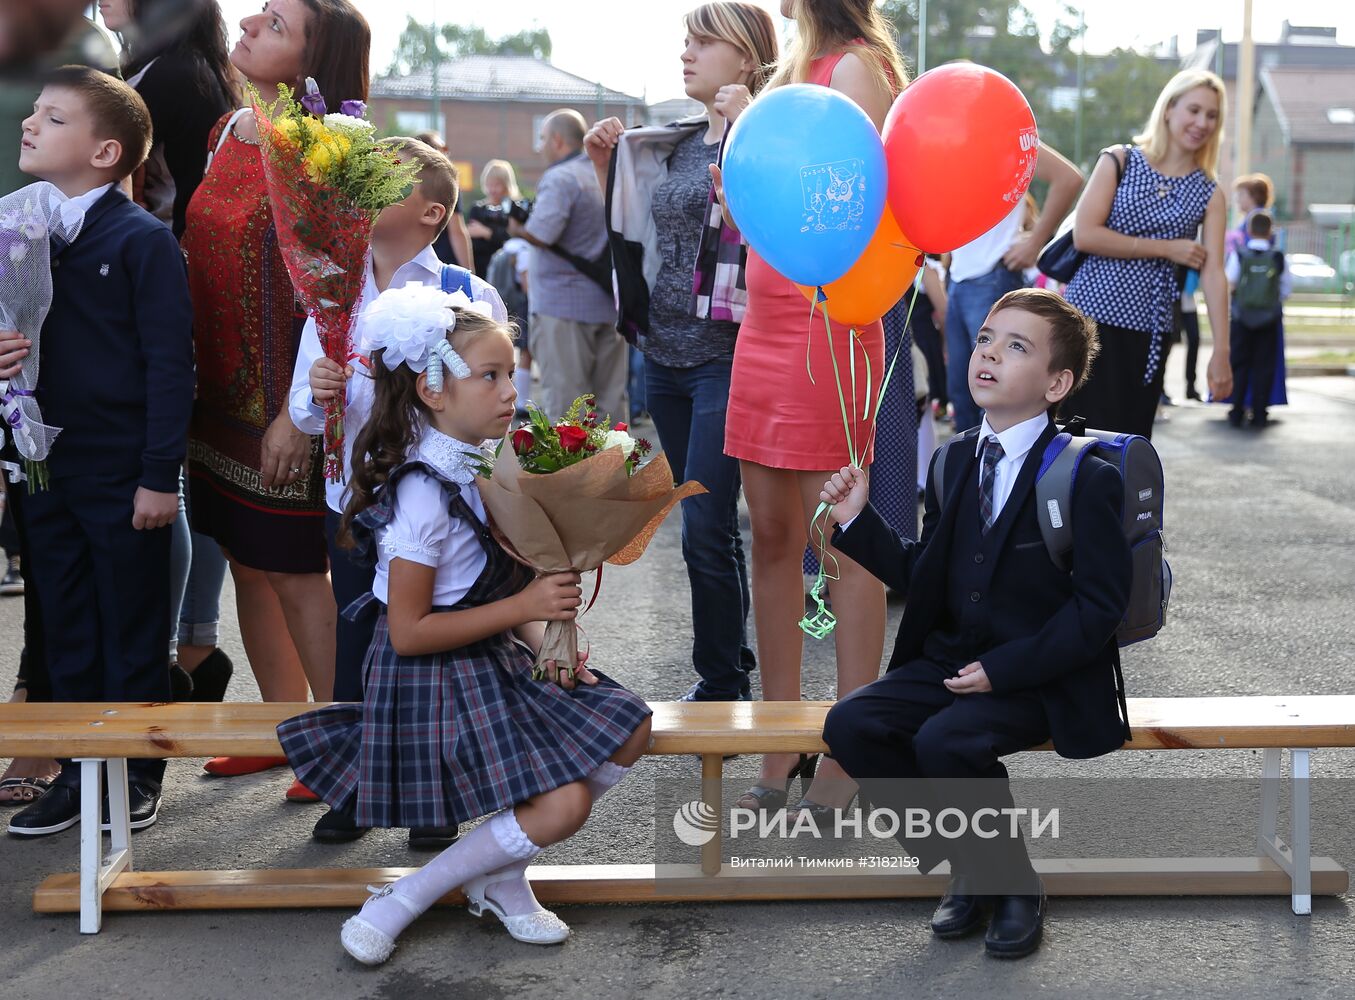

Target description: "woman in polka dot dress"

left=1063, top=69, right=1233, bottom=438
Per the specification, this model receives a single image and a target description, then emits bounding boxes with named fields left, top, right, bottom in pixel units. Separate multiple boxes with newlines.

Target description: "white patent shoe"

left=340, top=883, right=420, bottom=965
left=462, top=871, right=571, bottom=945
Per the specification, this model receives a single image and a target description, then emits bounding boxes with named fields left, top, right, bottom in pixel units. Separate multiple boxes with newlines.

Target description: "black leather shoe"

left=312, top=808, right=369, bottom=843
left=408, top=825, right=460, bottom=850
left=8, top=782, right=80, bottom=836
left=100, top=781, right=161, bottom=832
left=930, top=877, right=986, bottom=939
left=984, top=889, right=1046, bottom=959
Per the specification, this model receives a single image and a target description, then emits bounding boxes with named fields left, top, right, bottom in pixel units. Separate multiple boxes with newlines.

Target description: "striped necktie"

left=979, top=437, right=1004, bottom=534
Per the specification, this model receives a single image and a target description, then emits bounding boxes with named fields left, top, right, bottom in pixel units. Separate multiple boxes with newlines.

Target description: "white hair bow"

left=355, top=282, right=494, bottom=389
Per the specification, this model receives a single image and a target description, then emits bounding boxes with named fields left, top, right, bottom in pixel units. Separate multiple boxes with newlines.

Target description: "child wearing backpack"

left=1224, top=211, right=1289, bottom=428
left=279, top=285, right=653, bottom=965
left=818, top=288, right=1133, bottom=960
left=287, top=137, right=505, bottom=846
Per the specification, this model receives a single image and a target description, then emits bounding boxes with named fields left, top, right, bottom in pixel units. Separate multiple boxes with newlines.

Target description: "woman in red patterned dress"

left=181, top=0, right=370, bottom=780
left=714, top=0, right=906, bottom=823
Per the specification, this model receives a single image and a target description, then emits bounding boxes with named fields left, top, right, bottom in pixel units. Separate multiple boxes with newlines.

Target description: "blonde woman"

left=584, top=2, right=778, bottom=704
left=1064, top=69, right=1233, bottom=438
left=466, top=159, right=521, bottom=277
left=713, top=0, right=906, bottom=825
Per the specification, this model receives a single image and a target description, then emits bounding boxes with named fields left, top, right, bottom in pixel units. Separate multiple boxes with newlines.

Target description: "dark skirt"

left=278, top=612, right=653, bottom=829
left=1059, top=321, right=1163, bottom=440
left=186, top=455, right=328, bottom=574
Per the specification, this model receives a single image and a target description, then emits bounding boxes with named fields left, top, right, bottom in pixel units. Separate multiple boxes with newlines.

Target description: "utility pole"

left=1074, top=5, right=1086, bottom=166
left=918, top=0, right=927, bottom=74
left=429, top=1, right=441, bottom=136
left=1236, top=0, right=1255, bottom=180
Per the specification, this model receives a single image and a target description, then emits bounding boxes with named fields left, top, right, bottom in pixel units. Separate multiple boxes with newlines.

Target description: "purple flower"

left=300, top=76, right=327, bottom=116
left=339, top=99, right=367, bottom=119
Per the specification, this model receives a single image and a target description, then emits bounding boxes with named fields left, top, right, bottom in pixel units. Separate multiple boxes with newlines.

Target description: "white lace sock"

left=355, top=809, right=540, bottom=941
left=483, top=763, right=632, bottom=916
left=584, top=760, right=631, bottom=803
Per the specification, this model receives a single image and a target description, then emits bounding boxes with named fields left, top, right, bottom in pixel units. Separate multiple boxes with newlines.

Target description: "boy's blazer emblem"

left=99, top=263, right=110, bottom=276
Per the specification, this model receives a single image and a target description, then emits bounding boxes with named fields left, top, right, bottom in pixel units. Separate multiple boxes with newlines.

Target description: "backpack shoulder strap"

left=931, top=431, right=977, bottom=511
left=1035, top=434, right=1098, bottom=571
left=440, top=264, right=474, bottom=296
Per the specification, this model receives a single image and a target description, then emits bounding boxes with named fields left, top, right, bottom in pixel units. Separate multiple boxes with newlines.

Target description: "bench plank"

left=5, top=697, right=1355, bottom=758
left=33, top=858, right=1348, bottom=912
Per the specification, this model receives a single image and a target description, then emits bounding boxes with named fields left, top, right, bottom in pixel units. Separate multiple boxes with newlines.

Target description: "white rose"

left=9, top=241, right=27, bottom=263
left=603, top=429, right=636, bottom=457
left=323, top=113, right=375, bottom=134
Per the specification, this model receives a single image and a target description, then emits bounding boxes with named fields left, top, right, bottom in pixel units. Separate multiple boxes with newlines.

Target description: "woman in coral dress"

left=717, top=0, right=907, bottom=824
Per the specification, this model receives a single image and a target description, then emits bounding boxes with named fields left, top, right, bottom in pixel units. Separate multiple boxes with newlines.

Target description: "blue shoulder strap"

left=440, top=264, right=474, bottom=296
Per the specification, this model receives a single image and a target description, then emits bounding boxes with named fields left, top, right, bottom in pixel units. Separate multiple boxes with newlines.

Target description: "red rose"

left=511, top=427, right=534, bottom=455
left=556, top=425, right=588, bottom=453
left=613, top=422, right=628, bottom=432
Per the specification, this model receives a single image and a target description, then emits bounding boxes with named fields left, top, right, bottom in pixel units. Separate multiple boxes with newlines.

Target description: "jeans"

left=177, top=478, right=227, bottom=648
left=644, top=356, right=755, bottom=699
left=628, top=344, right=647, bottom=420
left=945, top=265, right=1025, bottom=431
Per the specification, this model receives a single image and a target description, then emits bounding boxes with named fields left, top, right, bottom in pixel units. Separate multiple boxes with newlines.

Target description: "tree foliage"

left=386, top=19, right=552, bottom=76
left=880, top=0, right=1176, bottom=172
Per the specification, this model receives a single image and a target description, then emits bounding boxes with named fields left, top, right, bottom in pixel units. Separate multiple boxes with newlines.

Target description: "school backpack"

left=933, top=418, right=1170, bottom=647
left=1233, top=246, right=1284, bottom=327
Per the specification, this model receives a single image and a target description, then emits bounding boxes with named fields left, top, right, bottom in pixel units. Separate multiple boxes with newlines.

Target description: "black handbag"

left=1037, top=145, right=1130, bottom=283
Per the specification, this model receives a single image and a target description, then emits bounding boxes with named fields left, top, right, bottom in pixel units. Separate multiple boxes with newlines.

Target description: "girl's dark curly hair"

left=339, top=308, right=514, bottom=548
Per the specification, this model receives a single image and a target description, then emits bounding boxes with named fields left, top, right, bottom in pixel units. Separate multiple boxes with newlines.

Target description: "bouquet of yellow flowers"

left=249, top=79, right=419, bottom=480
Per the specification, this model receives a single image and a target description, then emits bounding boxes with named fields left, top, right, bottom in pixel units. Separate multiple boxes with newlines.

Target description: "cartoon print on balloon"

left=1002, top=127, right=1040, bottom=205
left=800, top=158, right=867, bottom=233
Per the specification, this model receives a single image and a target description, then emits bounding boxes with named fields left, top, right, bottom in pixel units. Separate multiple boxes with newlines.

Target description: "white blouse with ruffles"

left=372, top=426, right=491, bottom=607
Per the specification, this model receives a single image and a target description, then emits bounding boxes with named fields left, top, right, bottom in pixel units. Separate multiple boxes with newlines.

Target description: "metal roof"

left=1259, top=66, right=1355, bottom=145
left=371, top=55, right=643, bottom=105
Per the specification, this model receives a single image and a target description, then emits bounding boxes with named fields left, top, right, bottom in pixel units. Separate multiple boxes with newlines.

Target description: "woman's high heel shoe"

left=735, top=753, right=820, bottom=812
left=786, top=791, right=859, bottom=837
left=463, top=871, right=570, bottom=945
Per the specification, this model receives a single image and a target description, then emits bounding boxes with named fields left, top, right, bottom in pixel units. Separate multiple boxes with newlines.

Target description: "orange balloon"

left=797, top=207, right=923, bottom=326
left=883, top=64, right=1039, bottom=254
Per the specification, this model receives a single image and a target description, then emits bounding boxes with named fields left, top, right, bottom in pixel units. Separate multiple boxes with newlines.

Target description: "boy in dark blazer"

left=820, top=288, right=1132, bottom=959
left=6, top=66, right=194, bottom=837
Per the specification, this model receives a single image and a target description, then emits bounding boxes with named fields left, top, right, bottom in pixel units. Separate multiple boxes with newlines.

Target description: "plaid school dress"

left=277, top=460, right=653, bottom=829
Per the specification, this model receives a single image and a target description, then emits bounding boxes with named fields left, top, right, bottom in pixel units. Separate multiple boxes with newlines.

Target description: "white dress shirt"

left=287, top=245, right=507, bottom=512
left=51, top=181, right=115, bottom=233
left=974, top=411, right=1050, bottom=522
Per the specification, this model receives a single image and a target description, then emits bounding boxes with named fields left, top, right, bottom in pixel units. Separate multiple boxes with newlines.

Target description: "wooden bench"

left=2, top=696, right=1350, bottom=934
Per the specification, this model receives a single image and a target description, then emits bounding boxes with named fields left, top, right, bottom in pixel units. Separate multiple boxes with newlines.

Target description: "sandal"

left=735, top=754, right=819, bottom=812
left=0, top=775, right=54, bottom=806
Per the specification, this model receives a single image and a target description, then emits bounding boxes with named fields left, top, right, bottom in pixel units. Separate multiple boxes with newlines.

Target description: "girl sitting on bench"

left=276, top=284, right=653, bottom=965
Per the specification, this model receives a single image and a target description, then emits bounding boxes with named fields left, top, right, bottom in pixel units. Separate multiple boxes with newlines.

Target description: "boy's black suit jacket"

left=833, top=417, right=1133, bottom=759
left=40, top=186, right=194, bottom=493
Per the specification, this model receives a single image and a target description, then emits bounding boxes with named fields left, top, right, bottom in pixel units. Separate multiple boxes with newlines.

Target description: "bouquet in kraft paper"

left=477, top=395, right=704, bottom=680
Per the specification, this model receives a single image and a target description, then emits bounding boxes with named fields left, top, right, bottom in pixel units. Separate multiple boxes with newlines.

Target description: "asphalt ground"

left=2, top=353, right=1354, bottom=1000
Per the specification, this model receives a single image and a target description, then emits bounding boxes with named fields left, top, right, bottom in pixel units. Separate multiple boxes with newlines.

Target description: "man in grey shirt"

left=510, top=109, right=626, bottom=421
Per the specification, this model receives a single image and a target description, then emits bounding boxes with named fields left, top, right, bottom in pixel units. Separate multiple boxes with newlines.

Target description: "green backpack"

left=1233, top=247, right=1284, bottom=327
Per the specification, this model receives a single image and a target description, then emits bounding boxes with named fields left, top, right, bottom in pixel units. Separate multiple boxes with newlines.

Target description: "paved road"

left=3, top=358, right=1354, bottom=1000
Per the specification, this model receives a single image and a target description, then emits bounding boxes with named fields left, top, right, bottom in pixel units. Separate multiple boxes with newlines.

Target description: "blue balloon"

left=723, top=84, right=886, bottom=288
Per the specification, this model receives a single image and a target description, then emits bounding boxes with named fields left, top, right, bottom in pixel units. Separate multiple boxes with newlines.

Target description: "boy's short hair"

left=43, top=65, right=152, bottom=180
left=1247, top=210, right=1274, bottom=240
left=990, top=287, right=1101, bottom=393
left=383, top=136, right=458, bottom=237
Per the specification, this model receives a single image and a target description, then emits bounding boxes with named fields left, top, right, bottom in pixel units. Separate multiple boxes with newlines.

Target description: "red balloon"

left=883, top=64, right=1039, bottom=254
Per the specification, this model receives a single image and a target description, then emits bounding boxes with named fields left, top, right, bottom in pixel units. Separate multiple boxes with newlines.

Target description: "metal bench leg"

left=76, top=758, right=104, bottom=934
left=1256, top=748, right=1313, bottom=916
left=1290, top=750, right=1311, bottom=915
left=73, top=758, right=136, bottom=934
